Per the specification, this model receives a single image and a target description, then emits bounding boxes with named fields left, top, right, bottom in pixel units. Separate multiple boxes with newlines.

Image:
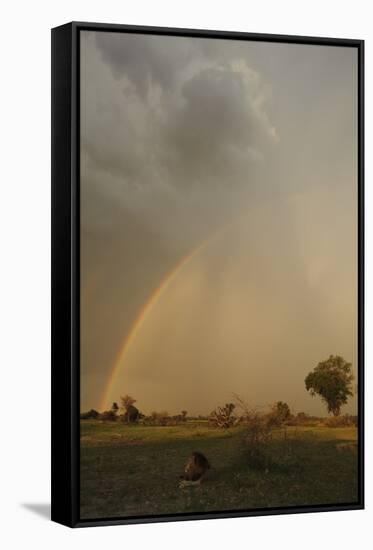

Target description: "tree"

left=120, top=395, right=136, bottom=411
left=269, top=401, right=291, bottom=426
left=305, top=355, right=353, bottom=416
left=111, top=402, right=119, bottom=415
left=122, top=404, right=140, bottom=423
left=119, top=395, right=139, bottom=423
left=181, top=410, right=188, bottom=421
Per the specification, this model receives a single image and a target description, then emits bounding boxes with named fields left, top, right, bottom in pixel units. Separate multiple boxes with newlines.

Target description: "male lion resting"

left=179, top=452, right=210, bottom=488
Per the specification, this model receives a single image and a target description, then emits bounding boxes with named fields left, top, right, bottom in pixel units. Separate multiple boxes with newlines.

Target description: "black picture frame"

left=51, top=21, right=365, bottom=528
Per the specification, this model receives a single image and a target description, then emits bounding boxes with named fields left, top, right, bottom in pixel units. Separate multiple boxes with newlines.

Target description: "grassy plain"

left=80, top=420, right=358, bottom=519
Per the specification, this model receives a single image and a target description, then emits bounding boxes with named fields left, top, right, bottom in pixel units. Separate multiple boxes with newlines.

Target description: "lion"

left=179, top=451, right=211, bottom=488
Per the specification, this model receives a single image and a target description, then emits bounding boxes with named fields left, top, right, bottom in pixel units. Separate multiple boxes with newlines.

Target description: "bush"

left=100, top=410, right=118, bottom=422
left=209, top=403, right=237, bottom=429
left=244, top=413, right=301, bottom=472
left=323, top=414, right=356, bottom=428
left=145, top=411, right=187, bottom=425
left=80, top=409, right=99, bottom=420
left=144, top=411, right=170, bottom=426
left=243, top=411, right=273, bottom=469
left=290, top=412, right=321, bottom=427
left=267, top=401, right=291, bottom=427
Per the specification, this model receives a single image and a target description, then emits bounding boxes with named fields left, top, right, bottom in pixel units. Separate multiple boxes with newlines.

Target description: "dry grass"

left=80, top=421, right=358, bottom=520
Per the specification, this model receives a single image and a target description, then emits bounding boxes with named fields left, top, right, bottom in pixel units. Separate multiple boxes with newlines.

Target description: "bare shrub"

left=243, top=410, right=273, bottom=469
left=209, top=403, right=237, bottom=429
left=231, top=396, right=272, bottom=468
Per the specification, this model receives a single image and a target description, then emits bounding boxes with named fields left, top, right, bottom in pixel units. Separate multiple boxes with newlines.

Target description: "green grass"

left=80, top=421, right=358, bottom=519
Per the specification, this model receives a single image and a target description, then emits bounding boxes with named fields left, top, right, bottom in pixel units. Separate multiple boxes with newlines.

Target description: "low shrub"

left=80, top=409, right=99, bottom=420
left=289, top=412, right=322, bottom=427
left=143, top=411, right=171, bottom=426
left=323, top=414, right=356, bottom=428
left=100, top=410, right=118, bottom=422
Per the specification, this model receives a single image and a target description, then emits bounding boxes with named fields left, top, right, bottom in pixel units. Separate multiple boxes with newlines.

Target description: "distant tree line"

left=81, top=354, right=356, bottom=427
left=80, top=394, right=190, bottom=426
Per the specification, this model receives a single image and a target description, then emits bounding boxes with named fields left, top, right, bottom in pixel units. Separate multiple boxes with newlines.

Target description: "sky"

left=80, top=30, right=358, bottom=416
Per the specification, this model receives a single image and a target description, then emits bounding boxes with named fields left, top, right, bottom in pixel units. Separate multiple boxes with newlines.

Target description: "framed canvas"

left=51, top=21, right=364, bottom=528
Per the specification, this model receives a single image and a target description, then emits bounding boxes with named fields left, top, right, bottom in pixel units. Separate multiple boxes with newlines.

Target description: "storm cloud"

left=83, top=32, right=277, bottom=196
left=80, top=31, right=357, bottom=416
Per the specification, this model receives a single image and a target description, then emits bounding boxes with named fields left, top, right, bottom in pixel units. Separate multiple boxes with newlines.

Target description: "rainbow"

left=100, top=234, right=216, bottom=411
left=99, top=212, right=249, bottom=411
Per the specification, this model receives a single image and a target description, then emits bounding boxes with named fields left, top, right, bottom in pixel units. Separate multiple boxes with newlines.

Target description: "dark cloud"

left=80, top=31, right=357, bottom=414
left=85, top=32, right=277, bottom=192
left=164, top=64, right=277, bottom=187
left=96, top=32, right=194, bottom=95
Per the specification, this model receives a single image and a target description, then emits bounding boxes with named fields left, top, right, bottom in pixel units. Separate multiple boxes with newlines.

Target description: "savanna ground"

left=80, top=420, right=358, bottom=519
